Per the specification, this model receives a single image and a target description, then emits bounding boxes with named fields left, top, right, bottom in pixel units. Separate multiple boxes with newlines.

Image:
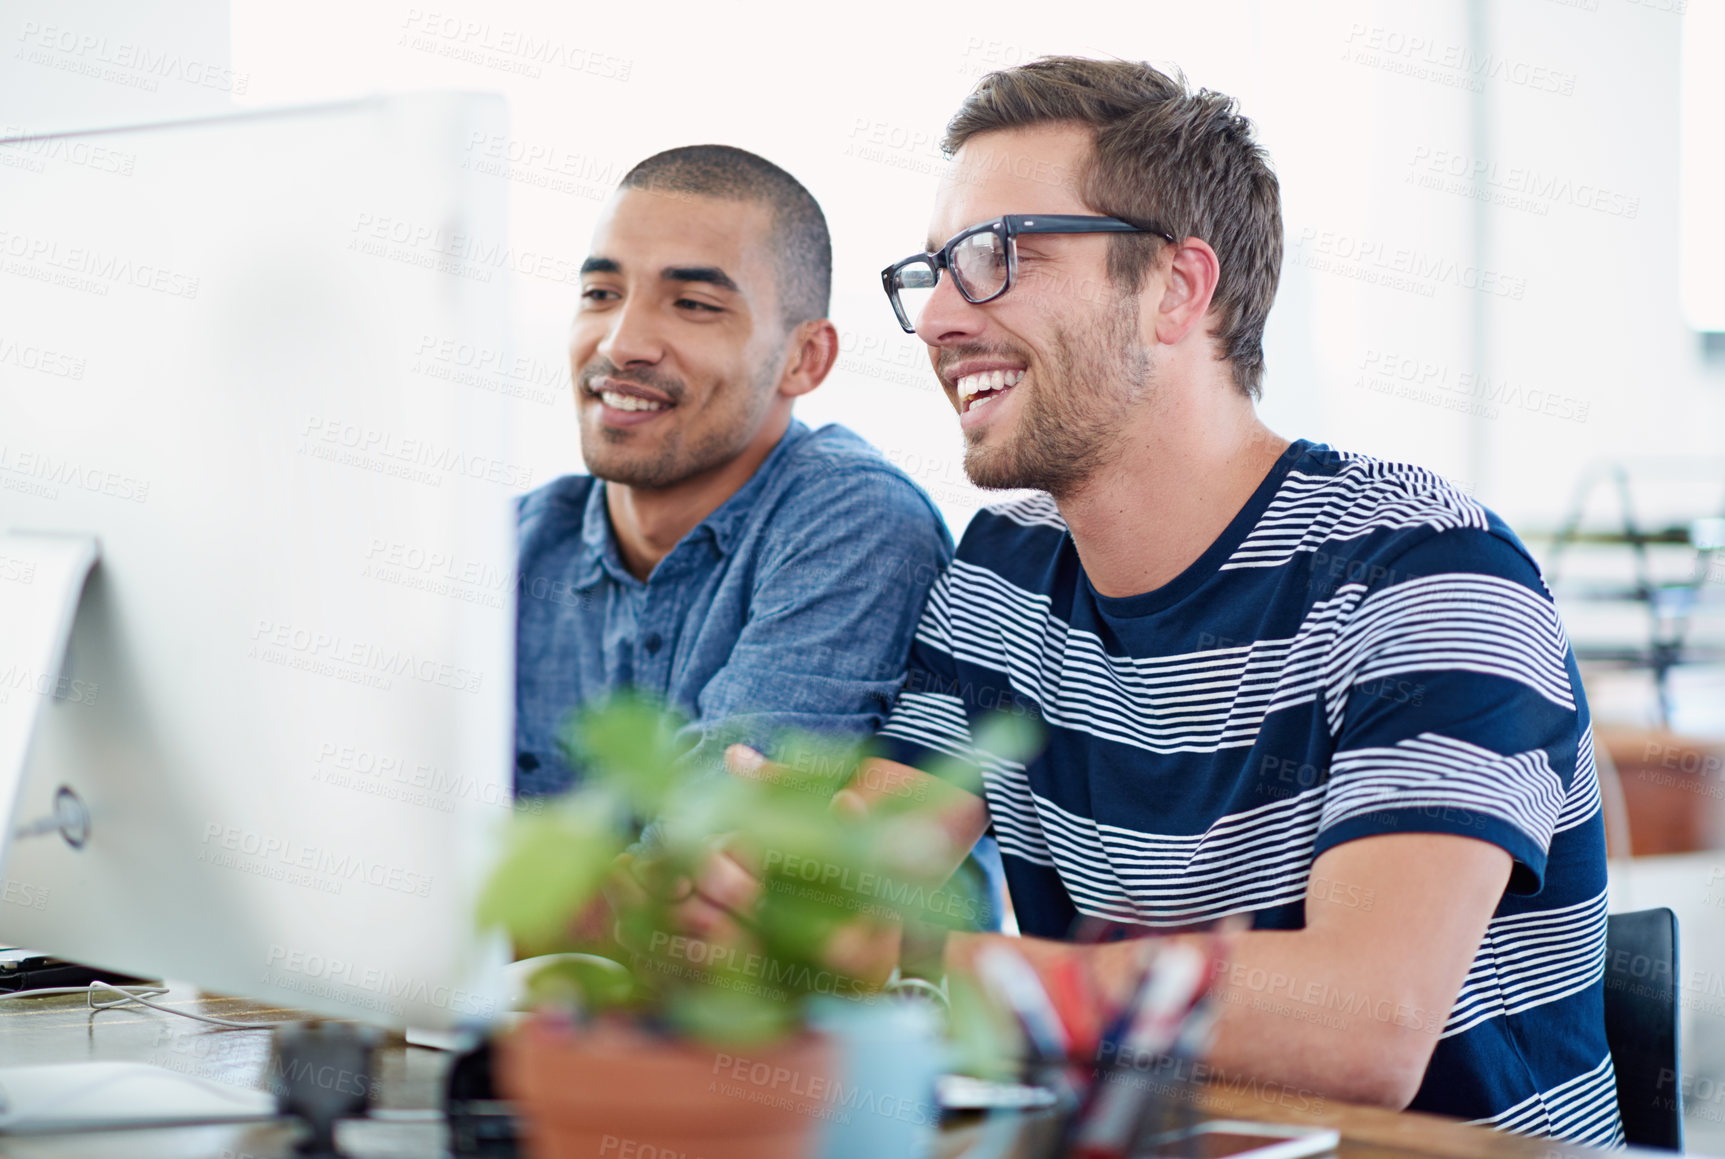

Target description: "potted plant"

left=478, top=695, right=1023, bottom=1159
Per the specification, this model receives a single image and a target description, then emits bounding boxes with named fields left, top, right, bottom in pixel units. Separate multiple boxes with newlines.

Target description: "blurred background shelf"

left=1528, top=461, right=1725, bottom=731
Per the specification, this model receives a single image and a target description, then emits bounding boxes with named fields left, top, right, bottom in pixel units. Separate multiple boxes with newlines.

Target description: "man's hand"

left=663, top=745, right=777, bottom=949
left=663, top=749, right=988, bottom=986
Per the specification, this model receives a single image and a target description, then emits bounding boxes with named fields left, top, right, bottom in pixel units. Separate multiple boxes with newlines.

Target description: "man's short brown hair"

left=943, top=57, right=1282, bottom=399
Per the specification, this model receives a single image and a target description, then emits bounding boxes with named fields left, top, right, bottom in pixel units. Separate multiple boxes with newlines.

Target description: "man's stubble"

left=961, top=292, right=1151, bottom=500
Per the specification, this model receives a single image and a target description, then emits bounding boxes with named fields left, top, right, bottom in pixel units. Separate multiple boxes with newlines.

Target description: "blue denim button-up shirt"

left=514, top=420, right=954, bottom=797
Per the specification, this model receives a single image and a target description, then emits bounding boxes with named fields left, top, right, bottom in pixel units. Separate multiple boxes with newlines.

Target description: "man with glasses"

left=862, top=60, right=1614, bottom=1139
left=513, top=145, right=955, bottom=801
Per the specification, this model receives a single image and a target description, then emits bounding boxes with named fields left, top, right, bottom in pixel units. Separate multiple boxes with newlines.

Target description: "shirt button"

left=644, top=633, right=663, bottom=654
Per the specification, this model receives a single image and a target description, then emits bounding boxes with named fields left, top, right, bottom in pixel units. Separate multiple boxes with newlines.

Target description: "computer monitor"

left=0, top=93, right=518, bottom=1031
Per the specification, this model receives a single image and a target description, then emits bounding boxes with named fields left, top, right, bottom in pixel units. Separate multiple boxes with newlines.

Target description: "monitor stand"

left=0, top=532, right=282, bottom=1133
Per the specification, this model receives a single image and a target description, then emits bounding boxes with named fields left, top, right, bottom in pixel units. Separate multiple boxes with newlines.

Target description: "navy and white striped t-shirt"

left=877, top=440, right=1622, bottom=1145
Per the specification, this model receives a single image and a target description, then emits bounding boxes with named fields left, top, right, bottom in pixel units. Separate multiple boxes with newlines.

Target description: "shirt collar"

left=572, top=419, right=809, bottom=588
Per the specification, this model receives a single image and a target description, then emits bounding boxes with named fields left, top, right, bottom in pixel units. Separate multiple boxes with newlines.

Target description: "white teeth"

left=956, top=368, right=1025, bottom=412
left=955, top=369, right=1025, bottom=401
left=599, top=389, right=667, bottom=412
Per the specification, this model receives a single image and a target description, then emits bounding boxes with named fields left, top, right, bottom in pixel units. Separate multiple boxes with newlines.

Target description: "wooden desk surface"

left=938, top=1075, right=1662, bottom=1159
left=0, top=983, right=442, bottom=1158
left=0, top=984, right=1668, bottom=1159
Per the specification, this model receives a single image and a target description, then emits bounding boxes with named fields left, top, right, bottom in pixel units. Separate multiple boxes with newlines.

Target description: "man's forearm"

left=946, top=927, right=1444, bottom=1110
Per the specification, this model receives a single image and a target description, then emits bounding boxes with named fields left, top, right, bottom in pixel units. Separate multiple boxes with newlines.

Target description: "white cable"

left=0, top=981, right=289, bottom=1029
left=86, top=981, right=292, bottom=1029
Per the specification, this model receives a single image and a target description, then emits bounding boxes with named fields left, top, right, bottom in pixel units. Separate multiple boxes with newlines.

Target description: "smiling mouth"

left=955, top=368, right=1025, bottom=414
left=585, top=378, right=674, bottom=414
left=597, top=389, right=668, bottom=413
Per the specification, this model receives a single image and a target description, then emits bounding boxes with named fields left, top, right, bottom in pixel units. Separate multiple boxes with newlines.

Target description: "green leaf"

left=665, top=983, right=797, bottom=1048
left=564, top=692, right=691, bottom=817
left=971, top=711, right=1045, bottom=766
left=477, top=793, right=625, bottom=948
left=523, top=954, right=637, bottom=1013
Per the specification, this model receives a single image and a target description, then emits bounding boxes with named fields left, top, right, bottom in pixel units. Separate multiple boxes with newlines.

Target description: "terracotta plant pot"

left=498, top=1017, right=836, bottom=1159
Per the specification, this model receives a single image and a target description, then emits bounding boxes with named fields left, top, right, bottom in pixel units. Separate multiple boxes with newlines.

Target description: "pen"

left=1067, top=941, right=1213, bottom=1159
left=973, top=944, right=1070, bottom=1065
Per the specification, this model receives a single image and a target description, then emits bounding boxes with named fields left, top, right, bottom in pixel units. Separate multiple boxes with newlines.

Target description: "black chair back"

left=1603, top=907, right=1682, bottom=1150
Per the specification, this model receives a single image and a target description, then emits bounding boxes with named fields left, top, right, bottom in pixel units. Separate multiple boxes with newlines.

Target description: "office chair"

left=1603, top=907, right=1683, bottom=1150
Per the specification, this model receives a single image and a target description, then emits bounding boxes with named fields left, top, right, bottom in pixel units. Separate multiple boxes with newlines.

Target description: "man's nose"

left=594, top=299, right=664, bottom=368
left=913, top=268, right=987, bottom=348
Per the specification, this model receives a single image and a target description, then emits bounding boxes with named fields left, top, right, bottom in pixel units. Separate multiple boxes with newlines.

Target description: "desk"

left=942, top=1086, right=1659, bottom=1159
left=0, top=984, right=1652, bottom=1159
left=0, top=983, right=437, bottom=1158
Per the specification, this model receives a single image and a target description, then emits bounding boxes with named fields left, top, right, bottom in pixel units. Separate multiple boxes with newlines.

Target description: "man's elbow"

left=1328, top=1024, right=1435, bottom=1110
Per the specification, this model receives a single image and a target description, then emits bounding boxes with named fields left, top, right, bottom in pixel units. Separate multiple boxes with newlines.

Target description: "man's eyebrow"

left=580, top=257, right=619, bottom=275
left=662, top=265, right=740, bottom=293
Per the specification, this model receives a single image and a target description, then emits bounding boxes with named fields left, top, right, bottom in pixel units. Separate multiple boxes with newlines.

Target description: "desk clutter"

left=439, top=936, right=1237, bottom=1159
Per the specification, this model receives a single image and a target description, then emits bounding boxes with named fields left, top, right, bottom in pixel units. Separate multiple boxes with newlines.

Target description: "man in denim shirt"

left=515, top=145, right=954, bottom=797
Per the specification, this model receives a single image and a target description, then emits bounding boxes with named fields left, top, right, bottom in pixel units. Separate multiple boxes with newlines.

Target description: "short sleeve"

left=1312, top=530, right=1583, bottom=895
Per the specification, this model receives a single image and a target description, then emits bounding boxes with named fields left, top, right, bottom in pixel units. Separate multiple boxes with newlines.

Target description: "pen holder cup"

left=808, top=995, right=944, bottom=1159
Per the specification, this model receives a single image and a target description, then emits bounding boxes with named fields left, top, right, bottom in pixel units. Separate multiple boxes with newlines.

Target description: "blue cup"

left=809, top=995, right=945, bottom=1159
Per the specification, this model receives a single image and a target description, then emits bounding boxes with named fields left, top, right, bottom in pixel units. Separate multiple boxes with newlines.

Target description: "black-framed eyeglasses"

left=880, top=214, right=1176, bottom=334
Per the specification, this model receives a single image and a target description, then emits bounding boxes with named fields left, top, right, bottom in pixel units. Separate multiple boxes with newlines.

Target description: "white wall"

left=213, top=0, right=1722, bottom=540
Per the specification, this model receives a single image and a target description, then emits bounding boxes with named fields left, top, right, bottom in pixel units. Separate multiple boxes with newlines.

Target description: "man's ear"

left=1151, top=237, right=1222, bottom=348
left=777, top=319, right=840, bottom=399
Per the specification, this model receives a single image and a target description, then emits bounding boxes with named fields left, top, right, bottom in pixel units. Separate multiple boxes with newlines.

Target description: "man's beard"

left=960, top=292, right=1151, bottom=499
left=576, top=357, right=776, bottom=490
